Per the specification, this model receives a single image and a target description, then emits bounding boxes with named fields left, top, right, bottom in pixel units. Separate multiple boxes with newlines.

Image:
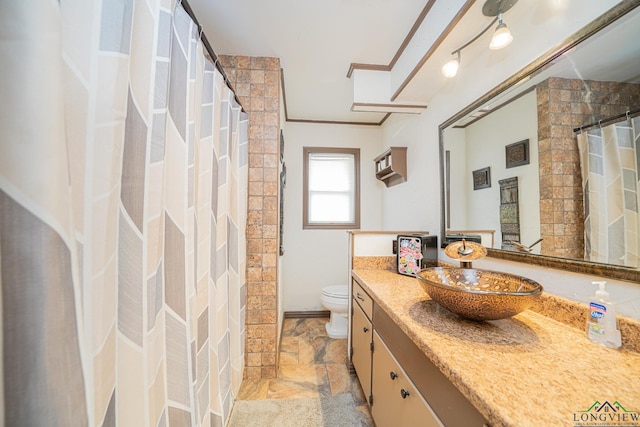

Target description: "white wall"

left=281, top=122, right=383, bottom=311
left=379, top=115, right=441, bottom=233
left=379, top=3, right=640, bottom=319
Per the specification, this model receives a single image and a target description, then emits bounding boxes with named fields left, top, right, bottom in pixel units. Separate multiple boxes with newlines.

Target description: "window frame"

left=303, top=147, right=361, bottom=230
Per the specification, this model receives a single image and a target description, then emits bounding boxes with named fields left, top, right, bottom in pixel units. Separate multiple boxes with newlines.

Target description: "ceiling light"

left=441, top=0, right=518, bottom=79
left=442, top=52, right=461, bottom=78
left=489, top=13, right=513, bottom=50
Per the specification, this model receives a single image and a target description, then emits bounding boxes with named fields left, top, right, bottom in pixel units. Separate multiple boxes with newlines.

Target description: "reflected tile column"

left=219, top=55, right=281, bottom=379
left=537, top=77, right=584, bottom=259
left=537, top=77, right=640, bottom=259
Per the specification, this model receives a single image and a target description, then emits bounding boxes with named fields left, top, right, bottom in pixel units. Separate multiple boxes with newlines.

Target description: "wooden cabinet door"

left=351, top=301, right=372, bottom=401
left=372, top=332, right=443, bottom=427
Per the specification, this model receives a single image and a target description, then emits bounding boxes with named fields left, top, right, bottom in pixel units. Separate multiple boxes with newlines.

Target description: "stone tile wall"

left=219, top=55, right=281, bottom=379
left=536, top=77, right=640, bottom=258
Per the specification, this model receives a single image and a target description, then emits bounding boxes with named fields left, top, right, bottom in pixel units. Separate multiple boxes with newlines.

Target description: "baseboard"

left=283, top=310, right=330, bottom=319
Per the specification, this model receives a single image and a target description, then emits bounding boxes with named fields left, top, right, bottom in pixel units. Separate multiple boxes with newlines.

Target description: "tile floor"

left=236, top=317, right=374, bottom=426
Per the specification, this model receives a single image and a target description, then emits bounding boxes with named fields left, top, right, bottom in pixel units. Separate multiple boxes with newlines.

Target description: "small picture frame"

left=505, top=139, right=530, bottom=168
left=473, top=167, right=491, bottom=190
left=396, top=235, right=424, bottom=277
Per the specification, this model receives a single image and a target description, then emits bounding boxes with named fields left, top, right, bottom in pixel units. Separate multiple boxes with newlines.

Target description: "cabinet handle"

left=363, top=326, right=369, bottom=333
left=389, top=371, right=398, bottom=380
left=356, top=293, right=365, bottom=302
left=400, top=389, right=410, bottom=399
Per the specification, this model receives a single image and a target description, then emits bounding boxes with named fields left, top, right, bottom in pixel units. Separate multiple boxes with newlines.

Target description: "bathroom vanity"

left=350, top=268, right=640, bottom=427
left=352, top=280, right=487, bottom=426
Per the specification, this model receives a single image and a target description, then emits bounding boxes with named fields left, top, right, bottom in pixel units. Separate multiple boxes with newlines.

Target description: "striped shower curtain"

left=577, top=117, right=640, bottom=268
left=1, top=0, right=248, bottom=426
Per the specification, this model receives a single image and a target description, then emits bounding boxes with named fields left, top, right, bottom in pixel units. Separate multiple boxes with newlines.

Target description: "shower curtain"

left=1, top=0, right=248, bottom=426
left=577, top=116, right=640, bottom=268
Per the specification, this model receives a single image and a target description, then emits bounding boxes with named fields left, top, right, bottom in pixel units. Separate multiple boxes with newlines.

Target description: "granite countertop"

left=352, top=268, right=640, bottom=427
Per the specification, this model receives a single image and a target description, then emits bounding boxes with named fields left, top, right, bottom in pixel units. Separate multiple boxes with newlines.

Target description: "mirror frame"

left=438, top=1, right=640, bottom=283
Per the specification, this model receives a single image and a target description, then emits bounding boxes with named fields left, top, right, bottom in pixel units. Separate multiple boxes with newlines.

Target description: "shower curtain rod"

left=181, top=0, right=246, bottom=113
left=573, top=107, right=640, bottom=133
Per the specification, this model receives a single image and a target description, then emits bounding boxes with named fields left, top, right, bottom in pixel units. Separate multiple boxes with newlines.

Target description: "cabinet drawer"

left=372, top=331, right=443, bottom=427
left=352, top=280, right=373, bottom=320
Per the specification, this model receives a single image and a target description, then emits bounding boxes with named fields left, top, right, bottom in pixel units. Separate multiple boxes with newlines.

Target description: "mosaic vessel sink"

left=416, top=267, right=543, bottom=321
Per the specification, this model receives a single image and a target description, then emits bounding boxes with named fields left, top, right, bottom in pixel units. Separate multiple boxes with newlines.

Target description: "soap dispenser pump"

left=586, top=281, right=622, bottom=348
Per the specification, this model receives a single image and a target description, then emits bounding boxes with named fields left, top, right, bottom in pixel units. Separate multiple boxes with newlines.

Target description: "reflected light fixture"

left=442, top=0, right=518, bottom=78
left=489, top=12, right=513, bottom=49
left=442, top=51, right=461, bottom=78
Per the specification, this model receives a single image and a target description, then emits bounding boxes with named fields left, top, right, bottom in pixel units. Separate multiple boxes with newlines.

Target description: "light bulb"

left=490, top=22, right=513, bottom=50
left=442, top=53, right=460, bottom=78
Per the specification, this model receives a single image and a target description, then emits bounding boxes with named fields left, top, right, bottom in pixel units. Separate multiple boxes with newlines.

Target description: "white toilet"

left=320, top=285, right=349, bottom=339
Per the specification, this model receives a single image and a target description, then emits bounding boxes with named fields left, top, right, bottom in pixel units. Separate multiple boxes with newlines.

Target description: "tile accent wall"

left=219, top=55, right=281, bottom=379
left=536, top=77, right=640, bottom=258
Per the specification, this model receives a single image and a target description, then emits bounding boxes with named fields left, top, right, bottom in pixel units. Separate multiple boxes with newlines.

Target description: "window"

left=303, top=147, right=360, bottom=229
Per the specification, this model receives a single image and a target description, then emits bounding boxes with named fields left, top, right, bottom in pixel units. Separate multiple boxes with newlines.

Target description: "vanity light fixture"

left=441, top=0, right=518, bottom=78
left=489, top=12, right=513, bottom=49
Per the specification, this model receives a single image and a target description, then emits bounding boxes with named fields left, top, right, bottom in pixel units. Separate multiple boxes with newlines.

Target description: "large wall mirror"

left=440, top=3, right=640, bottom=282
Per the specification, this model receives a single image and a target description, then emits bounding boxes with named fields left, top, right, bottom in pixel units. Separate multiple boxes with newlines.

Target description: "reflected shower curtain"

left=1, top=0, right=248, bottom=426
left=577, top=117, right=640, bottom=267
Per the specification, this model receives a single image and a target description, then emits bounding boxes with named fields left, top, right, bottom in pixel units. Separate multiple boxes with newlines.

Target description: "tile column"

left=219, top=55, right=281, bottom=379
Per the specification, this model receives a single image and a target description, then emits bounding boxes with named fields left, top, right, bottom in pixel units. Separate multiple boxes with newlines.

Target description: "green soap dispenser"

left=586, top=281, right=622, bottom=348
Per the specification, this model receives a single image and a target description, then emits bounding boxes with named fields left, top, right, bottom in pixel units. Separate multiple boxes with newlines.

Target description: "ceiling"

left=188, top=0, right=427, bottom=124
left=188, top=0, right=640, bottom=125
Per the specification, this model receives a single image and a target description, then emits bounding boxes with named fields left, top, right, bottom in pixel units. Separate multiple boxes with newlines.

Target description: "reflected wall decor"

left=473, top=167, right=492, bottom=190
left=505, top=139, right=530, bottom=168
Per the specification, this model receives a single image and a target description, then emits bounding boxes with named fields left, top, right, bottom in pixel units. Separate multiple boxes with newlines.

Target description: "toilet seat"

left=321, top=285, right=348, bottom=298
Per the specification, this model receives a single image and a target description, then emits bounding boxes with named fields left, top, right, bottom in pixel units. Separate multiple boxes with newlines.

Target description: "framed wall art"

left=472, top=166, right=491, bottom=190
left=505, top=139, right=530, bottom=168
